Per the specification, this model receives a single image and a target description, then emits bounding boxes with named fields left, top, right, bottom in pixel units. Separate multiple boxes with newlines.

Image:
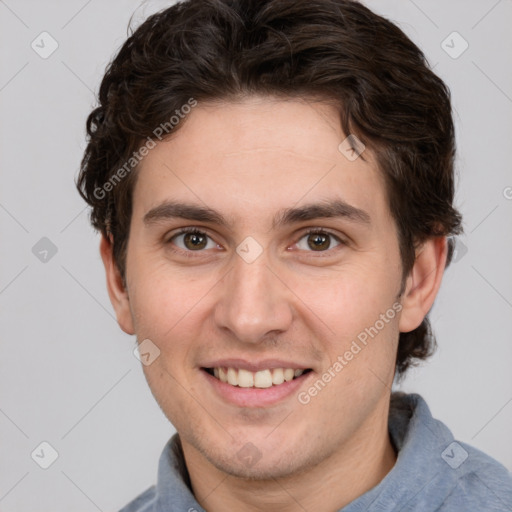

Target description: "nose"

left=214, top=248, right=293, bottom=345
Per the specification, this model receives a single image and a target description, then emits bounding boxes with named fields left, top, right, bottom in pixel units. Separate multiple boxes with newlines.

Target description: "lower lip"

left=201, top=369, right=312, bottom=407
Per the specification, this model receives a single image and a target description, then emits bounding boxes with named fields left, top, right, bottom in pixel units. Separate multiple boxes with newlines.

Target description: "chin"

left=195, top=431, right=325, bottom=481
left=209, top=452, right=309, bottom=480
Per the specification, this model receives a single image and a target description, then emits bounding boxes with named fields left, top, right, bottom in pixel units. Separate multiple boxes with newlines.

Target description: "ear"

left=100, top=234, right=135, bottom=335
left=398, top=236, right=448, bottom=333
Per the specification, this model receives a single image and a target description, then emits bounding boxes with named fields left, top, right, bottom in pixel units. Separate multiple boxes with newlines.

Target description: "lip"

left=200, top=358, right=312, bottom=372
left=200, top=367, right=314, bottom=408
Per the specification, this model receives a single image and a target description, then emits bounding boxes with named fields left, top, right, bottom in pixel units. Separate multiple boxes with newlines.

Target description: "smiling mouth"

left=203, top=367, right=312, bottom=388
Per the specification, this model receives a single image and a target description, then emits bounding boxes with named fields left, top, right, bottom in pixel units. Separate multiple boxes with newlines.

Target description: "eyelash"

left=298, top=228, right=347, bottom=254
left=166, top=227, right=346, bottom=258
left=166, top=227, right=218, bottom=259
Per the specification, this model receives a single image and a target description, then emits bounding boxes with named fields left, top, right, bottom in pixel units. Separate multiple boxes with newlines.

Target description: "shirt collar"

left=153, top=393, right=459, bottom=511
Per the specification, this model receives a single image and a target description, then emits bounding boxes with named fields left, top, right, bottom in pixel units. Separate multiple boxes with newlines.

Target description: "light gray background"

left=1, top=0, right=511, bottom=510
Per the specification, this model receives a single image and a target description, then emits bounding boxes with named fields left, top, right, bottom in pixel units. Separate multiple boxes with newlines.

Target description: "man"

left=77, top=0, right=512, bottom=510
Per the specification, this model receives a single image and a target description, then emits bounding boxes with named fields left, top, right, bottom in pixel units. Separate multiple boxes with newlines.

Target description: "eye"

left=169, top=228, right=219, bottom=252
left=295, top=229, right=343, bottom=252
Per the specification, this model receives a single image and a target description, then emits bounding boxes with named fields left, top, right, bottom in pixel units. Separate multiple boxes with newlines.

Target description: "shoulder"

left=118, top=485, right=157, bottom=512
left=387, top=393, right=512, bottom=511
left=439, top=441, right=512, bottom=511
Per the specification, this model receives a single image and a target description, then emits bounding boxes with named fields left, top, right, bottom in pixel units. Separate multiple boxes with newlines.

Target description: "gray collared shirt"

left=119, top=393, right=512, bottom=511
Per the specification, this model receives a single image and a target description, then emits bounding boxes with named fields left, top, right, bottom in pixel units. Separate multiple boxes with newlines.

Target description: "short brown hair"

left=77, top=0, right=463, bottom=376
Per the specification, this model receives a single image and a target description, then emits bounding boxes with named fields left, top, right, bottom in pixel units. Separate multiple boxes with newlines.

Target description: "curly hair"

left=76, top=0, right=463, bottom=377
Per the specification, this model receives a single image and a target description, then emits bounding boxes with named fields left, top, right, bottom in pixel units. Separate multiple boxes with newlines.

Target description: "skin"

left=101, top=96, right=447, bottom=512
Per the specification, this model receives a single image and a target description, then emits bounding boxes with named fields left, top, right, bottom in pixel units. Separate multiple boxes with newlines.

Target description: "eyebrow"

left=272, top=199, right=371, bottom=229
left=143, top=198, right=371, bottom=229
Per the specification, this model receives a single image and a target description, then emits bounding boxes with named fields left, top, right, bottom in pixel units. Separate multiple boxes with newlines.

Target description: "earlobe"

left=398, top=237, right=448, bottom=333
left=99, top=234, right=135, bottom=335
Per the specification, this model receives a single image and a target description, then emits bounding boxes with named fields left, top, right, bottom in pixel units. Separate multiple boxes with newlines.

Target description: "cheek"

left=287, top=259, right=401, bottom=397
left=290, top=259, right=399, bottom=338
left=128, top=255, right=214, bottom=336
left=128, top=265, right=215, bottom=422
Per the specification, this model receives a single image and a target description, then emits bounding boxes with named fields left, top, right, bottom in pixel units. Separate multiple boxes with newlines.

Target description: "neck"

left=182, top=399, right=396, bottom=512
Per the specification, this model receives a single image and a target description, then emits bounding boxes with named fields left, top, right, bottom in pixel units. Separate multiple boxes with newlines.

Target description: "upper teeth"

left=212, top=367, right=305, bottom=388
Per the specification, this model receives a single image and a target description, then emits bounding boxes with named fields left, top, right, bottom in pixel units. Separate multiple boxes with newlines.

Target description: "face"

left=107, top=97, right=420, bottom=479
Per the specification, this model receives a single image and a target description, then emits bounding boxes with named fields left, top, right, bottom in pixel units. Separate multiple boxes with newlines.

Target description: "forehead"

left=132, top=97, right=390, bottom=229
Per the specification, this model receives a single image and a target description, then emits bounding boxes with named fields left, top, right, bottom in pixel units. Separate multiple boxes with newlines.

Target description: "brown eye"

left=170, top=230, right=216, bottom=251
left=308, top=233, right=330, bottom=251
left=296, top=230, right=342, bottom=252
left=183, top=232, right=207, bottom=250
